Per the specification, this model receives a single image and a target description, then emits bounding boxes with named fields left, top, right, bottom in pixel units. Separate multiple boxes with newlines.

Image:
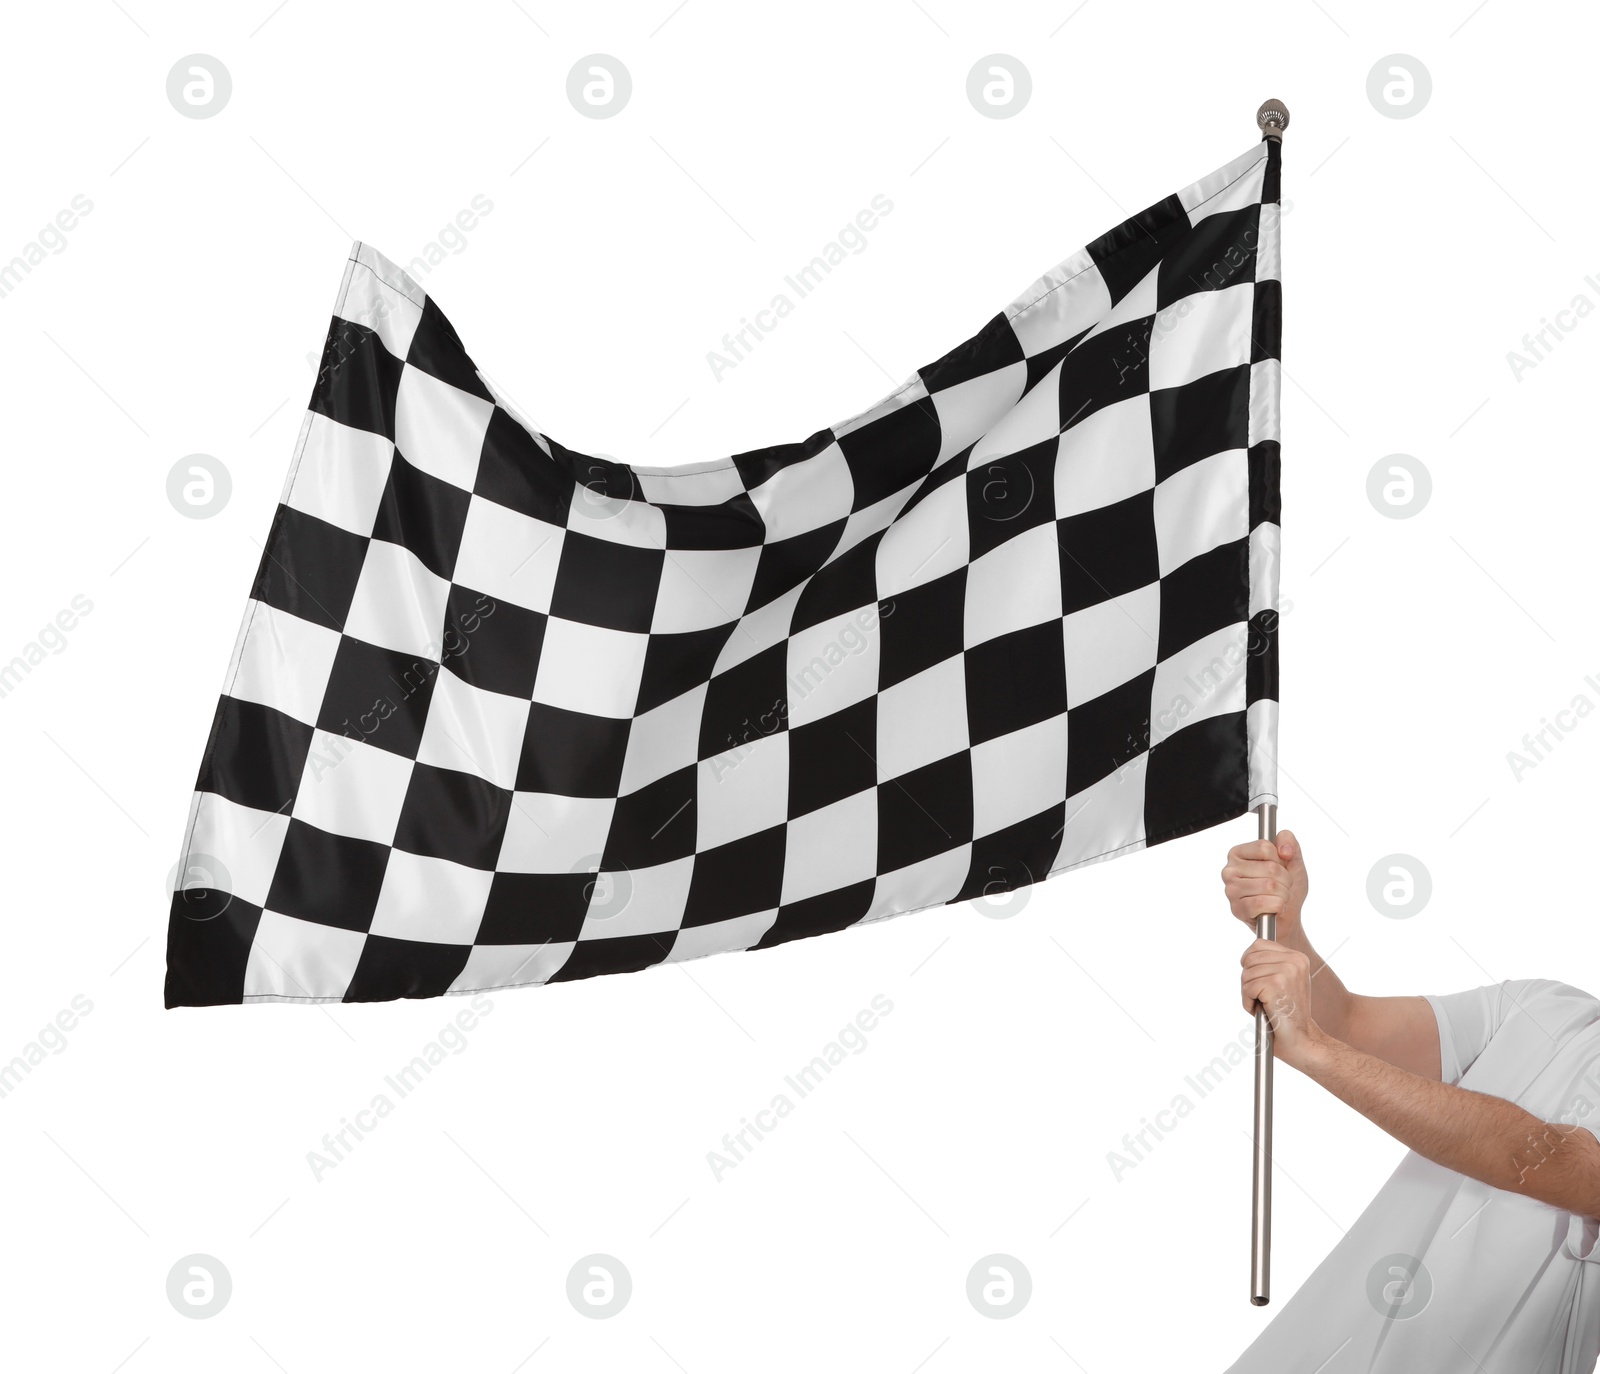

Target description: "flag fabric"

left=166, top=138, right=1282, bottom=1008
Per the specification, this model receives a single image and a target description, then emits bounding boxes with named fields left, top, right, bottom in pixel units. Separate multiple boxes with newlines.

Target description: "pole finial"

left=1257, top=99, right=1290, bottom=142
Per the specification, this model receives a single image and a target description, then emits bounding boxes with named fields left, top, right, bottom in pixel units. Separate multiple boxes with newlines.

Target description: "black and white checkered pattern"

left=166, top=140, right=1282, bottom=1006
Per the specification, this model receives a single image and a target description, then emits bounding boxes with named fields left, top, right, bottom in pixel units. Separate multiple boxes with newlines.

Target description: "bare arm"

left=1222, top=831, right=1441, bottom=1079
left=1246, top=950, right=1600, bottom=1219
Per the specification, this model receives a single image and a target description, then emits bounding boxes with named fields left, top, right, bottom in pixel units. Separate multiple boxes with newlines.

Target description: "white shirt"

left=1227, top=979, right=1600, bottom=1373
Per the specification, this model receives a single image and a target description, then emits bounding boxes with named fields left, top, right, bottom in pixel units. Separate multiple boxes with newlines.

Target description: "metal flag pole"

left=1250, top=801, right=1279, bottom=1306
left=1250, top=99, right=1287, bottom=1309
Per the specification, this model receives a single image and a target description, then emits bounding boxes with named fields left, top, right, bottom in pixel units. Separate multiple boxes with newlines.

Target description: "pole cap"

left=1257, top=99, right=1290, bottom=141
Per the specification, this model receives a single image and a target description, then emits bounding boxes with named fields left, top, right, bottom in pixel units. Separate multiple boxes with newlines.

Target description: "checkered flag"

left=166, top=138, right=1282, bottom=1007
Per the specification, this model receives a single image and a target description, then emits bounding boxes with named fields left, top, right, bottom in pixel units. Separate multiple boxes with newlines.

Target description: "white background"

left=1, top=2, right=1595, bottom=1369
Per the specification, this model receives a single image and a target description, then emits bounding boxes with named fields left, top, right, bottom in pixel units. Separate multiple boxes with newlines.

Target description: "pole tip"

left=1251, top=1295, right=1271, bottom=1307
left=1257, top=100, right=1290, bottom=142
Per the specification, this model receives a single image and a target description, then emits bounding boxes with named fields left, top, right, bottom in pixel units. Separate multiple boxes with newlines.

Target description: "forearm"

left=1271, top=924, right=1440, bottom=1075
left=1272, top=923, right=1359, bottom=1042
left=1296, top=1031, right=1600, bottom=1217
left=1226, top=836, right=1436, bottom=1078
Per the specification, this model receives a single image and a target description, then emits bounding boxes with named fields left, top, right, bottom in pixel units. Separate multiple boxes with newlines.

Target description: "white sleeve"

left=1426, top=983, right=1505, bottom=1085
left=1426, top=979, right=1570, bottom=1084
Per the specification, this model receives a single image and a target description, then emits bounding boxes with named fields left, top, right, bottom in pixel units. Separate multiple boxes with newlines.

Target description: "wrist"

left=1285, top=1023, right=1338, bottom=1074
left=1268, top=908, right=1305, bottom=939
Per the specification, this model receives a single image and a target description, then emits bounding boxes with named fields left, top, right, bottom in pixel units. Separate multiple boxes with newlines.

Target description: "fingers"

left=1240, top=942, right=1307, bottom=1013
left=1224, top=861, right=1286, bottom=883
left=1241, top=969, right=1299, bottom=1001
left=1222, top=838, right=1304, bottom=889
left=1240, top=939, right=1308, bottom=969
left=1242, top=981, right=1282, bottom=1015
left=1221, top=864, right=1287, bottom=890
left=1221, top=854, right=1291, bottom=923
left=1241, top=979, right=1299, bottom=1018
left=1241, top=945, right=1309, bottom=991
left=1227, top=876, right=1285, bottom=899
left=1239, top=936, right=1310, bottom=1026
left=1220, top=845, right=1289, bottom=889
left=1223, top=837, right=1305, bottom=933
left=1241, top=970, right=1287, bottom=1010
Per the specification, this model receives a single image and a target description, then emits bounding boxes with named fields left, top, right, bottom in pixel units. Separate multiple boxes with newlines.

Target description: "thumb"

left=1276, top=830, right=1306, bottom=877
